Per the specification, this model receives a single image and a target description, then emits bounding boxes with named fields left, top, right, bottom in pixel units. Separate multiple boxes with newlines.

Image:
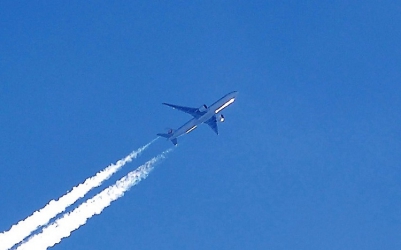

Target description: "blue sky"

left=1, top=1, right=400, bottom=249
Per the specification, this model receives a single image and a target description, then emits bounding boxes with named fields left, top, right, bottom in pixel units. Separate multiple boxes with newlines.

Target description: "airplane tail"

left=170, top=138, right=178, bottom=146
left=157, top=130, right=178, bottom=146
left=156, top=133, right=171, bottom=139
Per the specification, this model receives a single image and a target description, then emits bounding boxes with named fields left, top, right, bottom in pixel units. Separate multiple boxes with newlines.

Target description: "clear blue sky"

left=1, top=1, right=400, bottom=249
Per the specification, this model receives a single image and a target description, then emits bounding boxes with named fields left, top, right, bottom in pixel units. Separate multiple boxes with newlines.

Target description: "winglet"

left=162, top=103, right=176, bottom=109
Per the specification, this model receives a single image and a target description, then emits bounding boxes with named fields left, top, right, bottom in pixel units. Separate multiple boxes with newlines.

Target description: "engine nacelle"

left=217, top=114, right=225, bottom=122
left=198, top=104, right=207, bottom=112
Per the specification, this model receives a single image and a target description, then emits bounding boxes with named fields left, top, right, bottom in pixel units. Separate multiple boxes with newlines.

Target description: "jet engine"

left=198, top=104, right=208, bottom=112
left=217, top=114, right=225, bottom=122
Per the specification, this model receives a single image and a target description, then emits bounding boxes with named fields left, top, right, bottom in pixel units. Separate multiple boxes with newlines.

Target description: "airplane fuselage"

left=169, top=91, right=238, bottom=140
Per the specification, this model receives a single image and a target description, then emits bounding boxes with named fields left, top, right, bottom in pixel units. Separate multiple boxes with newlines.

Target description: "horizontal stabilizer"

left=157, top=133, right=171, bottom=139
left=171, top=138, right=178, bottom=146
left=157, top=133, right=178, bottom=146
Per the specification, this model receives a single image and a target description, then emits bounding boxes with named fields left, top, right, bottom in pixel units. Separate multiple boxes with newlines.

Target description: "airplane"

left=157, top=91, right=238, bottom=145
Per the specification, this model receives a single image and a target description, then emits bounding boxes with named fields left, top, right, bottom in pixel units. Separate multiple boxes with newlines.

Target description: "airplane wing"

left=205, top=116, right=219, bottom=135
left=162, top=103, right=204, bottom=118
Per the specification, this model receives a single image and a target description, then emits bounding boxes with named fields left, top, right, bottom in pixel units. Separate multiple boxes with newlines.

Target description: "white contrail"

left=16, top=149, right=171, bottom=250
left=0, top=139, right=156, bottom=250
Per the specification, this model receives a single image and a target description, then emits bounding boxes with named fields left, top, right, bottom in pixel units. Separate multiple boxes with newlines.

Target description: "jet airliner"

left=157, top=91, right=238, bottom=145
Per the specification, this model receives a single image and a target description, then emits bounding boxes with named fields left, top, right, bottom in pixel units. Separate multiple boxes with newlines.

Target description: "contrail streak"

left=16, top=149, right=171, bottom=250
left=0, top=139, right=156, bottom=250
